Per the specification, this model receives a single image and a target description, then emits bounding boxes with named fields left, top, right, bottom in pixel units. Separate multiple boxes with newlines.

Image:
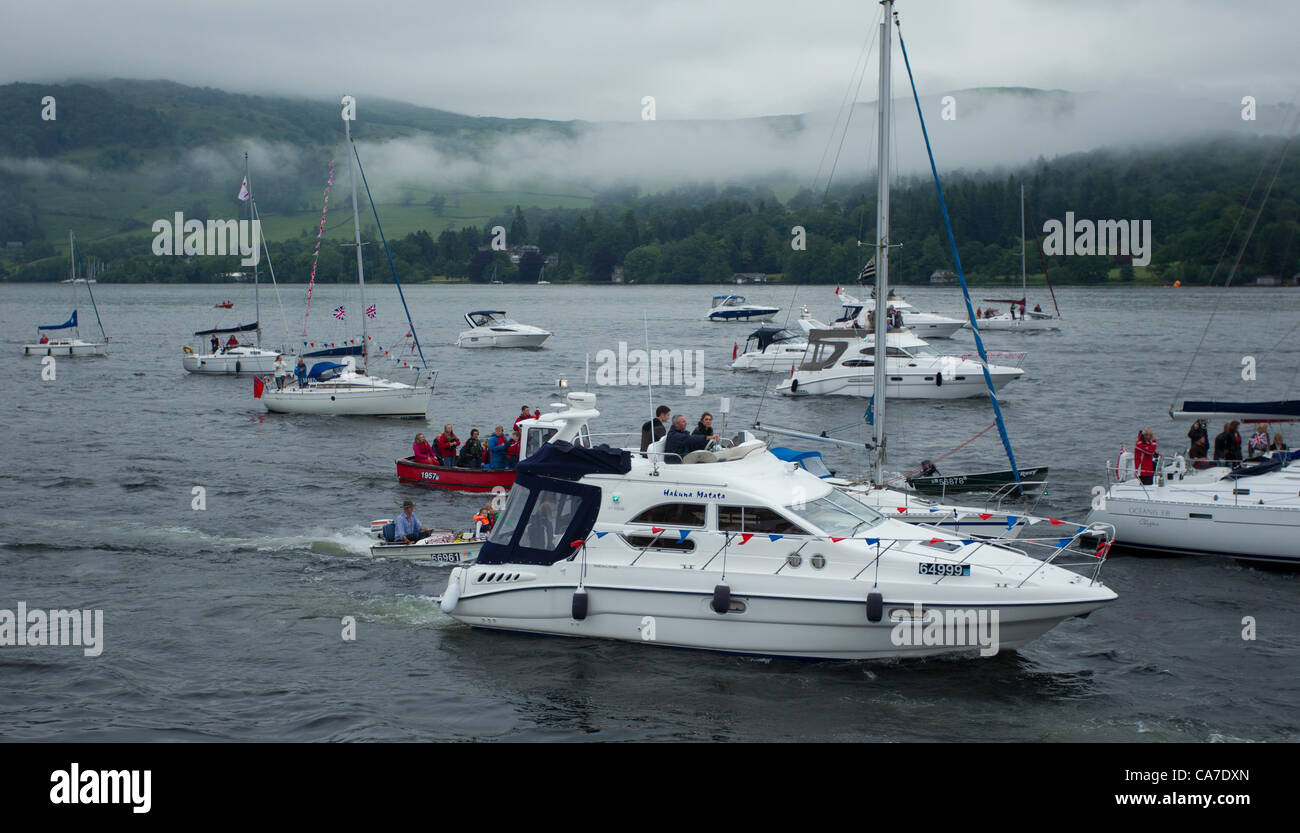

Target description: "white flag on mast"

left=237, top=177, right=250, bottom=201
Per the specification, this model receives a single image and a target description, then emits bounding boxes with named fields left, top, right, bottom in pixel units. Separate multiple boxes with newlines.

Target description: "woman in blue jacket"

left=487, top=425, right=509, bottom=468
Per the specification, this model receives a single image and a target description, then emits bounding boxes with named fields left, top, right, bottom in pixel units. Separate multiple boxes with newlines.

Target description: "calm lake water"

left=1, top=281, right=1297, bottom=741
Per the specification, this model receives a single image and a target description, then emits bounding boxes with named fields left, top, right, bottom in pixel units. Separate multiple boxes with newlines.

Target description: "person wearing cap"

left=394, top=500, right=430, bottom=543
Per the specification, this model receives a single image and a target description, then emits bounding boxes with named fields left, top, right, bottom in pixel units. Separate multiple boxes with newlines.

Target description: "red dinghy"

left=395, top=457, right=516, bottom=493
left=214, top=301, right=234, bottom=309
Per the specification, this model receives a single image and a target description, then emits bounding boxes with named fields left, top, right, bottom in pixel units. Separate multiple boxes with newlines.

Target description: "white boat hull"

left=183, top=347, right=281, bottom=374
left=708, top=310, right=778, bottom=323
left=370, top=541, right=482, bottom=563
left=456, top=331, right=551, bottom=349
left=779, top=368, right=1020, bottom=399
left=22, top=340, right=106, bottom=357
left=1088, top=475, right=1300, bottom=566
left=260, top=383, right=431, bottom=416
left=971, top=316, right=1060, bottom=332
left=731, top=345, right=808, bottom=371
left=905, top=320, right=965, bottom=339
left=445, top=564, right=1112, bottom=660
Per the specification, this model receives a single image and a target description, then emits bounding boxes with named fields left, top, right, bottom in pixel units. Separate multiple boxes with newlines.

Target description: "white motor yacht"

left=776, top=328, right=1023, bottom=400
left=438, top=391, right=1116, bottom=660
left=456, top=310, right=551, bottom=348
left=1088, top=451, right=1300, bottom=566
left=838, top=290, right=965, bottom=339
left=731, top=326, right=808, bottom=372
left=707, top=294, right=779, bottom=323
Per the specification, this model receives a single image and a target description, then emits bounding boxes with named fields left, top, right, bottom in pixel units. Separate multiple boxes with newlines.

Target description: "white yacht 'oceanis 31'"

left=439, top=391, right=1116, bottom=660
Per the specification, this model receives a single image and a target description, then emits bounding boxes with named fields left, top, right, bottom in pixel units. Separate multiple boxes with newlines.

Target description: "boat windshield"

left=714, top=296, right=746, bottom=308
left=907, top=343, right=942, bottom=358
left=785, top=489, right=884, bottom=536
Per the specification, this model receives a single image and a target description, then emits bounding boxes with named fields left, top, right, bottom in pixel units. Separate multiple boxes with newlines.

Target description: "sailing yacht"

left=184, top=154, right=285, bottom=375
left=974, top=185, right=1062, bottom=331
left=257, top=109, right=432, bottom=417
left=438, top=390, right=1116, bottom=659
left=23, top=231, right=109, bottom=357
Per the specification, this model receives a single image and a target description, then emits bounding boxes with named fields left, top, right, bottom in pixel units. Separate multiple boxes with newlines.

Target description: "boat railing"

left=1010, top=521, right=1115, bottom=588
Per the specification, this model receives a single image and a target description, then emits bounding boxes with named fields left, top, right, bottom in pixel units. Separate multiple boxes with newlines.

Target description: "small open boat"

left=906, top=466, right=1048, bottom=496
left=396, top=458, right=517, bottom=492
left=215, top=301, right=234, bottom=309
left=369, top=520, right=483, bottom=563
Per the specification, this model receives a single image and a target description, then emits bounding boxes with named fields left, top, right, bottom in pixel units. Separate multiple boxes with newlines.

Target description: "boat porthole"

left=811, top=554, right=826, bottom=569
left=330, top=395, right=336, bottom=401
left=786, top=553, right=802, bottom=568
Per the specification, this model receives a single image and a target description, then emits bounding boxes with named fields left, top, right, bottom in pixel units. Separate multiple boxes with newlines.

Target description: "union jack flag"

left=333, top=305, right=346, bottom=321
left=365, top=304, right=376, bottom=319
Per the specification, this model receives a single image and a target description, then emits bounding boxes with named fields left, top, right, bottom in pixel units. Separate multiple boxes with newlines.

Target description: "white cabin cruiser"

left=456, top=310, right=551, bottom=349
left=838, top=290, right=964, bottom=339
left=731, top=326, right=808, bottom=372
left=776, top=328, right=1022, bottom=400
left=707, top=295, right=779, bottom=323
left=439, top=392, right=1116, bottom=660
left=1088, top=451, right=1300, bottom=566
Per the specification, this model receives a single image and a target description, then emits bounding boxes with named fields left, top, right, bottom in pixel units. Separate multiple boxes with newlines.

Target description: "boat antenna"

left=74, top=230, right=108, bottom=343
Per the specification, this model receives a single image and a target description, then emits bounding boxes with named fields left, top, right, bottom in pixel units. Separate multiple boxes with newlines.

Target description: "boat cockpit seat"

left=711, top=439, right=767, bottom=462
left=682, top=450, right=719, bottom=464
left=646, top=437, right=667, bottom=458
left=1116, top=451, right=1134, bottom=481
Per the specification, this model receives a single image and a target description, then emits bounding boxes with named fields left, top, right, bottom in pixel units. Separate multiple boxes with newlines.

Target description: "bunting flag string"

left=302, top=159, right=336, bottom=335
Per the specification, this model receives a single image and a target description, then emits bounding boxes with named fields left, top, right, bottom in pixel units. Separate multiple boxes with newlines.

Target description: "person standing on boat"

left=209, top=334, right=219, bottom=353
left=487, top=425, right=509, bottom=468
left=294, top=358, right=308, bottom=387
left=640, top=405, right=670, bottom=451
left=394, top=499, right=431, bottom=544
left=513, top=405, right=534, bottom=433
left=412, top=433, right=436, bottom=464
left=693, top=412, right=715, bottom=436
left=1134, top=429, right=1158, bottom=485
left=1248, top=424, right=1270, bottom=458
left=436, top=425, right=461, bottom=467
left=665, top=414, right=718, bottom=462
left=273, top=355, right=289, bottom=390
left=458, top=429, right=484, bottom=468
left=1186, top=419, right=1208, bottom=457
left=506, top=429, right=521, bottom=468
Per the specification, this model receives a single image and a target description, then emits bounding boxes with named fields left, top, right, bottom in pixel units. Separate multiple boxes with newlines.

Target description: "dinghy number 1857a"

left=919, top=563, right=970, bottom=577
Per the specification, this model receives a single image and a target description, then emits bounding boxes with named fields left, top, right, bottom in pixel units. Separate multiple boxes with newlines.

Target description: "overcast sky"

left=3, top=0, right=1296, bottom=122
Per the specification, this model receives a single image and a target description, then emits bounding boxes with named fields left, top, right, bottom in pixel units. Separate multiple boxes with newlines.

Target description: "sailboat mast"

left=871, top=1, right=893, bottom=486
left=246, top=152, right=261, bottom=347
left=343, top=111, right=369, bottom=375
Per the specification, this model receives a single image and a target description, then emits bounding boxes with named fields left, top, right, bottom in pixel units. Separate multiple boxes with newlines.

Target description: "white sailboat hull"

left=22, top=339, right=106, bottom=357
left=971, top=315, right=1060, bottom=332
left=183, top=346, right=281, bottom=374
left=260, top=381, right=431, bottom=416
left=1088, top=467, right=1300, bottom=565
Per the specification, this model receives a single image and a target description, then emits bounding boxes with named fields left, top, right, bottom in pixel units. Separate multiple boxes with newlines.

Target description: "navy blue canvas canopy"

left=517, top=440, right=631, bottom=481
left=477, top=472, right=603, bottom=566
left=303, top=345, right=364, bottom=358
left=307, top=361, right=346, bottom=380
left=1179, top=400, right=1300, bottom=421
left=746, top=326, right=797, bottom=351
left=39, top=311, right=77, bottom=330
left=194, top=321, right=258, bottom=336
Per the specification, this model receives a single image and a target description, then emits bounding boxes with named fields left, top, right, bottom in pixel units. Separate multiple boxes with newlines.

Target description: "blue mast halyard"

left=894, top=14, right=1022, bottom=488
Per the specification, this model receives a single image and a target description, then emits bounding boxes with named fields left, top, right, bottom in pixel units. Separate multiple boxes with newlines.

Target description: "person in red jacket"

left=513, top=405, right=535, bottom=433
left=1134, top=428, right=1158, bottom=485
left=506, top=429, right=522, bottom=468
left=435, top=424, right=461, bottom=467
left=412, top=433, right=436, bottom=464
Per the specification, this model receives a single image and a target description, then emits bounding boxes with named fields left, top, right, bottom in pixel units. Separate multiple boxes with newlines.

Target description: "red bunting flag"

left=830, top=537, right=845, bottom=543
left=739, top=533, right=753, bottom=544
left=896, top=507, right=908, bottom=513
left=978, top=513, right=992, bottom=520
left=928, top=537, right=943, bottom=545
left=1049, top=518, right=1065, bottom=525
left=651, top=526, right=663, bottom=534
